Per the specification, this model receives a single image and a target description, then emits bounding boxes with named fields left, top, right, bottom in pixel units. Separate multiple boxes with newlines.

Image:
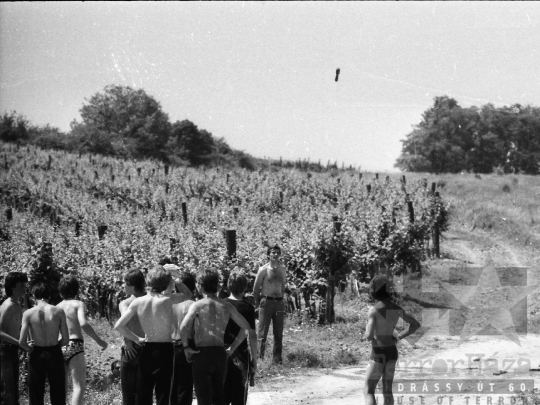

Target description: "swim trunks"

left=62, top=339, right=84, bottom=363
left=370, top=345, right=398, bottom=364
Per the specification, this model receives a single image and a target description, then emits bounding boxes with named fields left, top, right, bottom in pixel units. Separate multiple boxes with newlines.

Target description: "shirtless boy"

left=118, top=270, right=146, bottom=405
left=56, top=276, right=108, bottom=405
left=253, top=245, right=287, bottom=363
left=19, top=282, right=70, bottom=405
left=114, top=266, right=192, bottom=405
left=0, top=272, right=28, bottom=405
left=364, top=275, right=421, bottom=405
left=180, top=268, right=255, bottom=405
left=170, top=271, right=197, bottom=405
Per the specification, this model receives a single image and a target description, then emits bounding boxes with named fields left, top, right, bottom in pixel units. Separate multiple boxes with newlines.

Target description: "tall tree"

left=167, top=120, right=214, bottom=166
left=73, top=85, right=171, bottom=159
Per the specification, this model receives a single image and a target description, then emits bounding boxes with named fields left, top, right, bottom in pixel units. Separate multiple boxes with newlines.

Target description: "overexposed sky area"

left=1, top=2, right=540, bottom=172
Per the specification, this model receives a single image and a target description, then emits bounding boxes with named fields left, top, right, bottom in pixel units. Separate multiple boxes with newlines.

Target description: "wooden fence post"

left=431, top=182, right=437, bottom=194
left=75, top=222, right=81, bottom=237
left=165, top=183, right=169, bottom=194
left=226, top=230, right=236, bottom=259
left=366, top=184, right=371, bottom=194
left=164, top=165, right=169, bottom=176
left=97, top=225, right=107, bottom=240
left=402, top=175, right=406, bottom=184
left=407, top=200, right=415, bottom=223
left=181, top=202, right=188, bottom=225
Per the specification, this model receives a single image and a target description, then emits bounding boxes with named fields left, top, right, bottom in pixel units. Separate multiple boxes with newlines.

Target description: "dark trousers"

left=137, top=342, right=174, bottom=405
left=120, top=345, right=142, bottom=405
left=170, top=345, right=193, bottom=405
left=257, top=298, right=285, bottom=362
left=223, top=354, right=248, bottom=405
left=192, top=347, right=227, bottom=405
left=0, top=343, right=19, bottom=405
left=28, top=344, right=66, bottom=405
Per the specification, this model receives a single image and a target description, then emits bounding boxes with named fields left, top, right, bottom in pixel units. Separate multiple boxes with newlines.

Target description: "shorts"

left=370, top=345, right=398, bottom=364
left=62, top=339, right=85, bottom=363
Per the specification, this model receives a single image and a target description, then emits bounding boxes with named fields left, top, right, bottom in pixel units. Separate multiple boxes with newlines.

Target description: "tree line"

left=395, top=96, right=540, bottom=174
left=1, top=85, right=260, bottom=170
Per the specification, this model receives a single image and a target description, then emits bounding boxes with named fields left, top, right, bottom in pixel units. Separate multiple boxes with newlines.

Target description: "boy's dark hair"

left=59, top=276, right=79, bottom=299
left=179, top=271, right=196, bottom=294
left=266, top=244, right=281, bottom=256
left=147, top=266, right=171, bottom=293
left=197, top=269, right=220, bottom=294
left=158, top=257, right=173, bottom=266
left=32, top=282, right=51, bottom=300
left=124, top=270, right=146, bottom=292
left=369, top=275, right=393, bottom=301
left=228, top=270, right=247, bottom=295
left=4, top=272, right=28, bottom=297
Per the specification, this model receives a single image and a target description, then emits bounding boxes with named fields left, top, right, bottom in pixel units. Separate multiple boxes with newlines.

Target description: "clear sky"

left=1, top=2, right=539, bottom=172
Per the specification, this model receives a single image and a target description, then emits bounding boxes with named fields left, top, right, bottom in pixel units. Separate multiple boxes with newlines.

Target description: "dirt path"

left=240, top=229, right=540, bottom=405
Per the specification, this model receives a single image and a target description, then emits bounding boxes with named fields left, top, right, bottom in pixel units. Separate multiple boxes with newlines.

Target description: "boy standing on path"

left=19, top=282, right=70, bottom=405
left=114, top=266, right=192, bottom=405
left=118, top=270, right=146, bottom=405
left=180, top=269, right=255, bottom=405
left=363, top=275, right=421, bottom=405
left=253, top=245, right=287, bottom=363
left=56, top=276, right=108, bottom=405
left=0, top=272, right=28, bottom=405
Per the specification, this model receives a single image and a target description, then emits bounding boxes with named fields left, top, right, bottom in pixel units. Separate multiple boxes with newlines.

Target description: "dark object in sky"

left=335, top=68, right=340, bottom=82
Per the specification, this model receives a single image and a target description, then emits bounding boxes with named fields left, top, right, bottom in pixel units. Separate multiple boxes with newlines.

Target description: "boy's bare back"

left=0, top=298, right=23, bottom=343
left=134, top=294, right=177, bottom=342
left=24, top=304, right=65, bottom=346
left=191, top=298, right=232, bottom=347
left=56, top=299, right=85, bottom=339
left=119, top=295, right=144, bottom=338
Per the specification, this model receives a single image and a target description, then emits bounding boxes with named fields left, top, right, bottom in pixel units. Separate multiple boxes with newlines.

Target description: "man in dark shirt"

left=222, top=270, right=257, bottom=405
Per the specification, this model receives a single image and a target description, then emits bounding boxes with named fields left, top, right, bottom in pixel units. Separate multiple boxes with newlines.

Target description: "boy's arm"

left=115, top=301, right=146, bottom=345
left=78, top=302, right=107, bottom=349
left=363, top=307, right=376, bottom=343
left=247, top=328, right=258, bottom=373
left=397, top=310, right=421, bottom=341
left=58, top=309, right=69, bottom=347
left=174, top=280, right=193, bottom=300
left=179, top=305, right=199, bottom=362
left=18, top=312, right=32, bottom=351
left=253, top=268, right=265, bottom=305
left=119, top=300, right=138, bottom=360
left=0, top=304, right=20, bottom=345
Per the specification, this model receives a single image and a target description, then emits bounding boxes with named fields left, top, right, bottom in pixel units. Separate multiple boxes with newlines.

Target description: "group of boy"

left=1, top=246, right=419, bottom=405
left=0, top=273, right=107, bottom=405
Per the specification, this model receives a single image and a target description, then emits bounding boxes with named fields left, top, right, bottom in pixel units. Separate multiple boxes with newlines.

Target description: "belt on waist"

left=262, top=296, right=283, bottom=301
left=0, top=342, right=19, bottom=349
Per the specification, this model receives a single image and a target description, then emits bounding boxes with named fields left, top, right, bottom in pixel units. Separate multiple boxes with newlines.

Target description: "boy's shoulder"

left=0, top=298, right=17, bottom=312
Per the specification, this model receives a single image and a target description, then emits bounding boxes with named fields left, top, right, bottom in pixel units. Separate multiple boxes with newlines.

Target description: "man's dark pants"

left=120, top=344, right=142, bottom=405
left=170, top=344, right=194, bottom=405
left=0, top=343, right=19, bottom=405
left=137, top=342, right=174, bottom=405
left=28, top=344, right=66, bottom=405
left=192, top=347, right=227, bottom=405
left=257, top=297, right=285, bottom=363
